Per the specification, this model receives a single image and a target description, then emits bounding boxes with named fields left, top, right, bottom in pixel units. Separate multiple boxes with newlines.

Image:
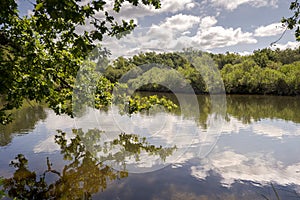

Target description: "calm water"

left=1, top=94, right=300, bottom=199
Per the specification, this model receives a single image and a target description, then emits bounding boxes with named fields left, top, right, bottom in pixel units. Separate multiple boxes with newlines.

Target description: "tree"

left=282, top=0, right=300, bottom=40
left=0, top=0, right=161, bottom=124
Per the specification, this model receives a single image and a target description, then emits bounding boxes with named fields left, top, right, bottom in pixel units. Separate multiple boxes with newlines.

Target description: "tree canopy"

left=0, top=0, right=162, bottom=124
left=102, top=48, right=300, bottom=95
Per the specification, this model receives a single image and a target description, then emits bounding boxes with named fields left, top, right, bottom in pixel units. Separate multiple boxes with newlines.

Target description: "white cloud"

left=182, top=31, right=192, bottom=36
left=111, top=0, right=196, bottom=20
left=252, top=120, right=300, bottom=139
left=238, top=51, right=253, bottom=56
left=136, top=14, right=201, bottom=50
left=102, top=14, right=201, bottom=57
left=249, top=0, right=278, bottom=8
left=159, top=0, right=196, bottom=13
left=218, top=115, right=300, bottom=139
left=194, top=17, right=257, bottom=49
left=200, top=16, right=218, bottom=28
left=252, top=124, right=287, bottom=138
left=34, top=135, right=60, bottom=153
left=210, top=0, right=278, bottom=11
left=254, top=22, right=285, bottom=37
left=103, top=15, right=257, bottom=57
left=160, top=13, right=201, bottom=31
left=191, top=150, right=300, bottom=187
left=76, top=0, right=198, bottom=37
left=271, top=41, right=300, bottom=50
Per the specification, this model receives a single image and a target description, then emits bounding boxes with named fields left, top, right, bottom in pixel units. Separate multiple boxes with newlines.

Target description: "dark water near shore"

left=1, top=94, right=300, bottom=199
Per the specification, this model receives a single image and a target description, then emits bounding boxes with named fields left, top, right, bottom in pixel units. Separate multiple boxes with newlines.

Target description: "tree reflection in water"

left=2, top=129, right=176, bottom=199
left=0, top=104, right=47, bottom=146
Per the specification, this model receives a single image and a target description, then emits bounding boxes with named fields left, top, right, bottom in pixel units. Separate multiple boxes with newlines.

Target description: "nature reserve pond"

left=0, top=94, right=300, bottom=199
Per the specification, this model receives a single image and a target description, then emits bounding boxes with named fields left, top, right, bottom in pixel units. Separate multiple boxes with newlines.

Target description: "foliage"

left=210, top=51, right=245, bottom=69
left=0, top=177, right=6, bottom=199
left=282, top=0, right=300, bottom=40
left=0, top=0, right=161, bottom=124
left=279, top=61, right=300, bottom=94
left=104, top=48, right=300, bottom=96
left=126, top=95, right=178, bottom=114
left=103, top=50, right=223, bottom=94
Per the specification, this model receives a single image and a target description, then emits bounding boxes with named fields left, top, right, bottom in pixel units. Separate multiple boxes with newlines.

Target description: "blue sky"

left=100, top=0, right=300, bottom=57
left=19, top=0, right=299, bottom=57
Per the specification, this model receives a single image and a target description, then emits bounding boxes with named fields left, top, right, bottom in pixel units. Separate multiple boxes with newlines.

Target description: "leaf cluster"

left=0, top=0, right=161, bottom=124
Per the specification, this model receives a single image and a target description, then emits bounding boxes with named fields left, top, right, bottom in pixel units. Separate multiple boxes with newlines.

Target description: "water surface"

left=1, top=95, right=300, bottom=199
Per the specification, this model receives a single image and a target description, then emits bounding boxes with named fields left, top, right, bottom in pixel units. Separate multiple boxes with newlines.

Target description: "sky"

left=19, top=0, right=300, bottom=57
left=100, top=0, right=300, bottom=57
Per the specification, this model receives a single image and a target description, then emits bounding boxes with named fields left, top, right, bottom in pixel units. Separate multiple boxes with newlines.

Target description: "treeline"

left=103, top=48, right=300, bottom=95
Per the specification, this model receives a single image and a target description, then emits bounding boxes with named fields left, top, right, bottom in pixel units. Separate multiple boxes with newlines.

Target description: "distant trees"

left=210, top=52, right=244, bottom=70
left=220, top=48, right=300, bottom=95
left=103, top=48, right=300, bottom=96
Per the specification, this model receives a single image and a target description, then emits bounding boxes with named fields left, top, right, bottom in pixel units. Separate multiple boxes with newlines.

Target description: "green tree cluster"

left=103, top=48, right=300, bottom=96
left=221, top=48, right=300, bottom=95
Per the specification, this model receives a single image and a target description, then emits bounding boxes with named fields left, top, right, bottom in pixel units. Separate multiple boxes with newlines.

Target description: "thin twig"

left=270, top=26, right=288, bottom=47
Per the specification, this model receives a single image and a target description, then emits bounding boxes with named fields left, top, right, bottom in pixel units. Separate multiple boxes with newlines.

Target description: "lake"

left=1, top=94, right=300, bottom=199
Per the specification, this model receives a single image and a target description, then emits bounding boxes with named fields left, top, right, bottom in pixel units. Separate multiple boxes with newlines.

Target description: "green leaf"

left=35, top=3, right=43, bottom=11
